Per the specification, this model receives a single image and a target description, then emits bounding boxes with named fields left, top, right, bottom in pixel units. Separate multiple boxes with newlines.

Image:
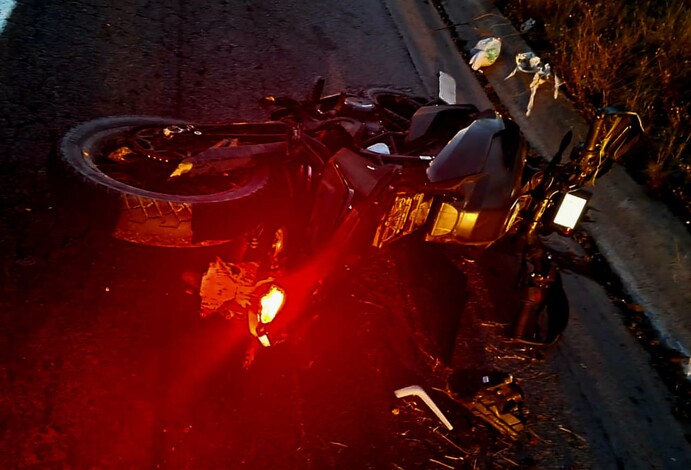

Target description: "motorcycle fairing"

left=424, top=114, right=527, bottom=246
left=308, top=148, right=398, bottom=248
left=426, top=111, right=506, bottom=184
left=372, top=192, right=433, bottom=248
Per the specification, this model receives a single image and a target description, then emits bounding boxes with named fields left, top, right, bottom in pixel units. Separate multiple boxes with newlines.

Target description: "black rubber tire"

left=513, top=273, right=569, bottom=346
left=59, top=116, right=272, bottom=248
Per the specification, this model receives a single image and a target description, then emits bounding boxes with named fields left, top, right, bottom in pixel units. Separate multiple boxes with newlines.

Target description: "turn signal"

left=259, top=285, right=285, bottom=324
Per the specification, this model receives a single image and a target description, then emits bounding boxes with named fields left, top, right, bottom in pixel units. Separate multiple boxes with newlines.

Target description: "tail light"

left=259, top=285, right=286, bottom=324
left=250, top=284, right=286, bottom=348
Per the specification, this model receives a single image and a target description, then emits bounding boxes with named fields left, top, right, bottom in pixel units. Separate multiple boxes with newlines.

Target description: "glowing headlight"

left=553, top=192, right=589, bottom=230
left=259, top=285, right=285, bottom=324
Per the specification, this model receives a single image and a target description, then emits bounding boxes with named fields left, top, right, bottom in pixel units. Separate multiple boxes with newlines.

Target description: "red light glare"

left=260, top=285, right=285, bottom=324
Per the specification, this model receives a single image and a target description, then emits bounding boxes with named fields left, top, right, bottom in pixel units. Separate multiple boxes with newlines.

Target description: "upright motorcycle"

left=58, top=73, right=643, bottom=348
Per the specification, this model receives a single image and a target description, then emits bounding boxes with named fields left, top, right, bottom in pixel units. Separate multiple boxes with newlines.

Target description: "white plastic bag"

left=469, top=37, right=502, bottom=71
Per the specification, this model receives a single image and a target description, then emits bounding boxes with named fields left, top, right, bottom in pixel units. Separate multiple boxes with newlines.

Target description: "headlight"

left=553, top=191, right=590, bottom=230
left=259, top=285, right=285, bottom=324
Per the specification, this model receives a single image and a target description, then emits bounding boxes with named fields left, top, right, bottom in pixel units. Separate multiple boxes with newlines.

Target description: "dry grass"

left=515, top=0, right=690, bottom=190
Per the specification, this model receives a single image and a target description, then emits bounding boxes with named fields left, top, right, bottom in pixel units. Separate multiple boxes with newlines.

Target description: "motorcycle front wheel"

left=58, top=116, right=273, bottom=248
left=512, top=273, right=570, bottom=346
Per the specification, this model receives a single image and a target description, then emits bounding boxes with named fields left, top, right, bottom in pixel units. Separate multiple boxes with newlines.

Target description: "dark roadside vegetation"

left=495, top=0, right=691, bottom=229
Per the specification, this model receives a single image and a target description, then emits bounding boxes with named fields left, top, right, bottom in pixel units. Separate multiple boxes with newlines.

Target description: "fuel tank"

left=424, top=112, right=527, bottom=246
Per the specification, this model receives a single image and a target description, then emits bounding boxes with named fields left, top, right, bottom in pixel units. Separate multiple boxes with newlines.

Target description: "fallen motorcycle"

left=59, top=73, right=643, bottom=348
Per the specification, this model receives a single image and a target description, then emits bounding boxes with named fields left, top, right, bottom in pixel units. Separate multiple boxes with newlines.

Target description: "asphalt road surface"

left=1, top=1, right=690, bottom=468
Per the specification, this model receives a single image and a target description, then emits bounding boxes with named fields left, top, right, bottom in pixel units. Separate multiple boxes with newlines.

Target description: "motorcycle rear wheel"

left=59, top=116, right=272, bottom=248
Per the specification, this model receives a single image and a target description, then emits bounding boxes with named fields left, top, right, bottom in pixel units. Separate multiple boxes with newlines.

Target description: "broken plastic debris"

left=505, top=52, right=561, bottom=116
left=394, top=385, right=453, bottom=430
left=520, top=18, right=536, bottom=33
left=505, top=51, right=542, bottom=79
left=438, top=71, right=457, bottom=105
left=366, top=143, right=391, bottom=154
left=469, top=37, right=501, bottom=71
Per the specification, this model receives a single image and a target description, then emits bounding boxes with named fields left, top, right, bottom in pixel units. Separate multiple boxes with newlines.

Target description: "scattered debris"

left=395, top=385, right=454, bottom=431
left=429, top=458, right=455, bottom=469
left=469, top=37, right=502, bottom=71
left=439, top=70, right=457, bottom=105
left=504, top=51, right=542, bottom=79
left=448, top=370, right=526, bottom=440
left=199, top=258, right=266, bottom=319
left=557, top=425, right=587, bottom=443
left=505, top=52, right=563, bottom=116
left=434, top=429, right=471, bottom=455
left=526, top=66, right=552, bottom=116
left=520, top=18, right=536, bottom=33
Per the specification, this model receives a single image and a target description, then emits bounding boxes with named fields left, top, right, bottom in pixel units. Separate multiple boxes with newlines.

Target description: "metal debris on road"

left=504, top=51, right=542, bottom=79
left=449, top=371, right=526, bottom=440
left=557, top=425, right=587, bottom=443
left=395, top=385, right=454, bottom=431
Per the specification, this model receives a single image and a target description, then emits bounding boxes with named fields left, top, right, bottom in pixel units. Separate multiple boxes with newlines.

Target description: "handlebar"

left=582, top=106, right=643, bottom=156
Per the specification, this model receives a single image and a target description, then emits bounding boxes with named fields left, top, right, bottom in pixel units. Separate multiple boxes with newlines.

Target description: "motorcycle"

left=58, top=73, right=643, bottom=349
